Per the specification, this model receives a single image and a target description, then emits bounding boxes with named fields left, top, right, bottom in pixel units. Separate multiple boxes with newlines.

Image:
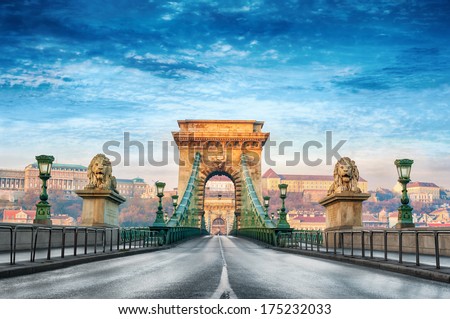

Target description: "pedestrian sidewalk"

left=0, top=246, right=170, bottom=279
left=273, top=246, right=450, bottom=283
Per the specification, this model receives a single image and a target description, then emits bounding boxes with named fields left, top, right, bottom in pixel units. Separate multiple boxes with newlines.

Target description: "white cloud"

left=206, top=42, right=250, bottom=58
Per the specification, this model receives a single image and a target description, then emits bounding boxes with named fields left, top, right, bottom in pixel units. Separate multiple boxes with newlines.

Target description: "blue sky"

left=1, top=0, right=449, bottom=190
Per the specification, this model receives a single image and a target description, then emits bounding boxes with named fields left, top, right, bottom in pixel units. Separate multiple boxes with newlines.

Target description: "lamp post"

left=277, top=183, right=290, bottom=228
left=172, top=194, right=179, bottom=210
left=263, top=196, right=271, bottom=221
left=171, top=194, right=178, bottom=220
left=394, top=159, right=415, bottom=229
left=153, top=181, right=166, bottom=226
left=34, top=155, right=55, bottom=225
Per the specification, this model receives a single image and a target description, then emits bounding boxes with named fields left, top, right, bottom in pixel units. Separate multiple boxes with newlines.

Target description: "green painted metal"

left=120, top=228, right=163, bottom=247
left=166, top=152, right=201, bottom=227
left=154, top=151, right=292, bottom=246
left=227, top=155, right=293, bottom=246
left=276, top=183, right=290, bottom=228
left=147, top=153, right=203, bottom=245
left=34, top=155, right=55, bottom=225
left=237, top=227, right=278, bottom=245
left=277, top=230, right=323, bottom=248
left=394, top=159, right=415, bottom=228
left=165, top=226, right=202, bottom=245
left=153, top=182, right=167, bottom=227
left=240, top=154, right=276, bottom=229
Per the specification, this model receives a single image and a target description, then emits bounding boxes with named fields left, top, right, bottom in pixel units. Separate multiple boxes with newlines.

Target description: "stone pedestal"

left=319, top=191, right=370, bottom=230
left=76, top=190, right=126, bottom=227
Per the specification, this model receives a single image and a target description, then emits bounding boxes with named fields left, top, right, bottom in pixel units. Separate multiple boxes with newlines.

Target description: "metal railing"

left=0, top=225, right=164, bottom=265
left=324, top=229, right=450, bottom=269
left=165, top=226, right=202, bottom=244
left=277, top=230, right=323, bottom=251
left=237, top=227, right=278, bottom=245
left=120, top=227, right=162, bottom=249
left=276, top=228, right=450, bottom=270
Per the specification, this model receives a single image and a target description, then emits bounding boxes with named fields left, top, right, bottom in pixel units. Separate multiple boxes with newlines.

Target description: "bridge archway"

left=200, top=168, right=240, bottom=219
left=211, top=217, right=226, bottom=235
left=203, top=172, right=236, bottom=235
left=172, top=120, right=269, bottom=230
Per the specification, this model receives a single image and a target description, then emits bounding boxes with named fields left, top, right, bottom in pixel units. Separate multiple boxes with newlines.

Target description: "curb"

left=272, top=247, right=450, bottom=283
left=0, top=246, right=172, bottom=279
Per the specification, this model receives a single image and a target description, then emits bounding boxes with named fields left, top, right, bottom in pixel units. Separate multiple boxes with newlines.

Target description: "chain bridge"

left=156, top=120, right=286, bottom=245
left=1, top=120, right=450, bottom=298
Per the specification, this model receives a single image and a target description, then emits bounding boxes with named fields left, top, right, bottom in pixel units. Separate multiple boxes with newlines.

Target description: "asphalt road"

left=0, top=235, right=449, bottom=299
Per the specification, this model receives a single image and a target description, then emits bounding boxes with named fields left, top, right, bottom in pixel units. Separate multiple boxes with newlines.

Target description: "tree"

left=17, top=190, right=40, bottom=209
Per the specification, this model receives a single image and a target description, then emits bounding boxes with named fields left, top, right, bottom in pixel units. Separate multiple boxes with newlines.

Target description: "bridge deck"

left=0, top=236, right=449, bottom=299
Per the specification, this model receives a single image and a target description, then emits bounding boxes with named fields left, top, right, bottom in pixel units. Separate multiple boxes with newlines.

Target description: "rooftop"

left=408, top=182, right=439, bottom=188
left=28, top=163, right=87, bottom=171
left=291, top=215, right=326, bottom=223
left=117, top=177, right=147, bottom=184
left=262, top=169, right=367, bottom=182
left=4, top=209, right=36, bottom=218
left=262, top=168, right=279, bottom=178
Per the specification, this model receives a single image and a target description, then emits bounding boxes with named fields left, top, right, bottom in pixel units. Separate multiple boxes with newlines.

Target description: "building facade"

left=1, top=163, right=152, bottom=199
left=0, top=169, right=25, bottom=190
left=24, top=163, right=88, bottom=192
left=262, top=168, right=368, bottom=200
left=407, top=182, right=441, bottom=203
left=287, top=212, right=326, bottom=230
left=116, top=177, right=150, bottom=198
left=205, top=175, right=234, bottom=193
left=3, top=208, right=35, bottom=224
left=2, top=209, right=76, bottom=225
left=203, top=197, right=234, bottom=235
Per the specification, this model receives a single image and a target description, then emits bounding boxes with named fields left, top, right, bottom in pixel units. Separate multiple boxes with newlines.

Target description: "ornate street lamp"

left=394, top=159, right=415, bottom=228
left=277, top=183, right=290, bottom=228
left=263, top=196, right=271, bottom=221
left=153, top=181, right=166, bottom=226
left=172, top=194, right=179, bottom=210
left=166, top=194, right=179, bottom=223
left=34, top=155, right=55, bottom=225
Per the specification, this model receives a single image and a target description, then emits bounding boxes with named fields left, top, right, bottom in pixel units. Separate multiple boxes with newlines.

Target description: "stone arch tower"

left=172, top=120, right=269, bottom=216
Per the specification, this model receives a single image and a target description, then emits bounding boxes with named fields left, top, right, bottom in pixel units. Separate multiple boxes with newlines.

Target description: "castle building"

left=1, top=163, right=152, bottom=199
left=0, top=169, right=25, bottom=190
left=0, top=169, right=26, bottom=201
left=408, top=182, right=440, bottom=203
left=262, top=168, right=368, bottom=201
left=24, top=163, right=88, bottom=192
left=393, top=181, right=441, bottom=203
left=116, top=177, right=149, bottom=198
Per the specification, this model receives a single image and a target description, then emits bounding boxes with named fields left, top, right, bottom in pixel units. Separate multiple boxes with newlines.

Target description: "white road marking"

left=210, top=235, right=237, bottom=299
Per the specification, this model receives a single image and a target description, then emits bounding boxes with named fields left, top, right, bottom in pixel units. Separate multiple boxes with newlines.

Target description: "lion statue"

left=85, top=154, right=118, bottom=193
left=327, top=157, right=361, bottom=196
